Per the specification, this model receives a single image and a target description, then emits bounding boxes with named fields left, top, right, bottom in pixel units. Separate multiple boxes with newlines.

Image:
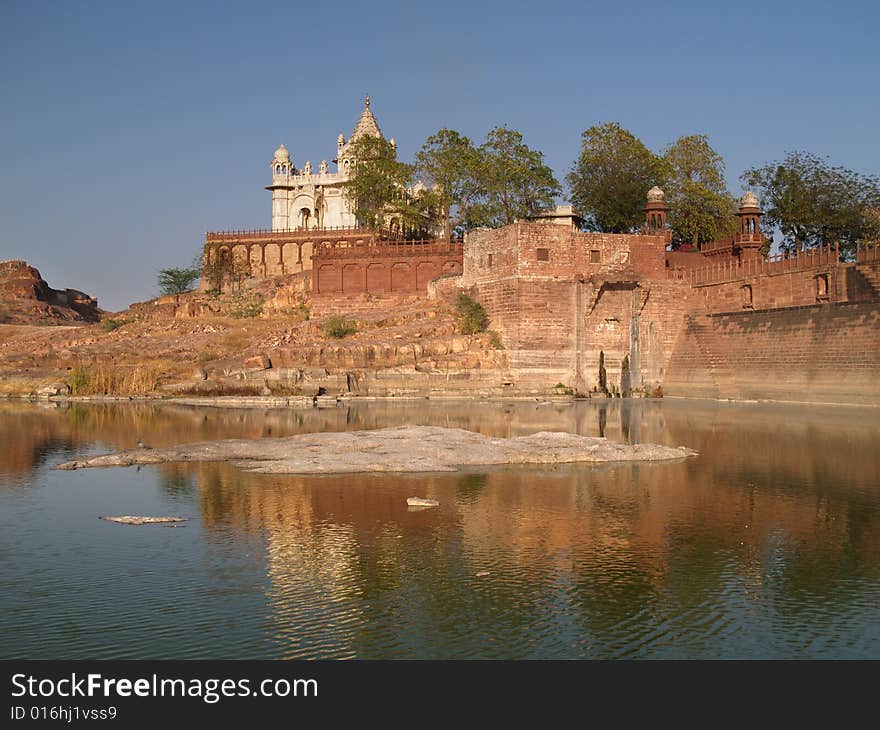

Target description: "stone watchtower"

left=734, top=191, right=765, bottom=259
left=643, top=186, right=671, bottom=242
left=269, top=144, right=293, bottom=230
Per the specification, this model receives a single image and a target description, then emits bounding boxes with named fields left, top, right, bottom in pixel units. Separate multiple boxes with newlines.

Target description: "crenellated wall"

left=443, top=224, right=880, bottom=403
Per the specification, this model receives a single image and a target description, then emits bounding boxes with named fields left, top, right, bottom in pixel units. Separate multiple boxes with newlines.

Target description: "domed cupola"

left=643, top=186, right=670, bottom=237
left=646, top=185, right=666, bottom=203
left=739, top=191, right=760, bottom=210
left=736, top=191, right=764, bottom=248
left=271, top=144, right=292, bottom=176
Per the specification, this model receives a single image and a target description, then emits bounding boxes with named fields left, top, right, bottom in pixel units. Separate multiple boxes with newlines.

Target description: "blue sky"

left=2, top=0, right=878, bottom=310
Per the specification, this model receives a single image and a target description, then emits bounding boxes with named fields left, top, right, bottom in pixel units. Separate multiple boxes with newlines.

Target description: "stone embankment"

left=54, top=425, right=697, bottom=474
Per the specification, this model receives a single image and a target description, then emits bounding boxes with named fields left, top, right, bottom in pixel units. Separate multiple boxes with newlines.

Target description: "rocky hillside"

left=0, top=260, right=100, bottom=325
left=0, top=275, right=509, bottom=399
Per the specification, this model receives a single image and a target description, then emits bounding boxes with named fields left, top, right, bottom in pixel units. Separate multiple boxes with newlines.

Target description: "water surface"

left=1, top=399, right=878, bottom=659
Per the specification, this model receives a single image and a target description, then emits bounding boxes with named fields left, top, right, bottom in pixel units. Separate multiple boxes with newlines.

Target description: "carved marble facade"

left=267, top=97, right=392, bottom=232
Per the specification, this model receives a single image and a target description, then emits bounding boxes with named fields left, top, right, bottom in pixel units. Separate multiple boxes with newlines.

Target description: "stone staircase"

left=855, top=262, right=880, bottom=300
left=687, top=315, right=741, bottom=400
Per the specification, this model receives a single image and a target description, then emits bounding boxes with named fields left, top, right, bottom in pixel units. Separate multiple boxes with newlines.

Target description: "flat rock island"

left=54, top=425, right=696, bottom=475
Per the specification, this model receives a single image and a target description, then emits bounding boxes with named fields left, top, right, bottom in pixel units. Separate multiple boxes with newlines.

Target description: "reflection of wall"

left=0, top=404, right=80, bottom=478
left=7, top=399, right=879, bottom=581
left=182, top=399, right=880, bottom=655
left=7, top=400, right=878, bottom=656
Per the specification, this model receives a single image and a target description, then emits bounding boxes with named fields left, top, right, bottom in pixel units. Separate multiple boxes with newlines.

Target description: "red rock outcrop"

left=0, top=260, right=100, bottom=324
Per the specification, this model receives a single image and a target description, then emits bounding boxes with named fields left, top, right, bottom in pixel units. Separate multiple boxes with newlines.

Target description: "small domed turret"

left=273, top=143, right=290, bottom=162
left=740, top=191, right=760, bottom=209
left=337, top=132, right=345, bottom=146
left=643, top=186, right=670, bottom=237
left=646, top=186, right=665, bottom=202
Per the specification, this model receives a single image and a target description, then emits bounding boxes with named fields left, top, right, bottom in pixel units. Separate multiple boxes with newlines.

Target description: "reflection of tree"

left=761, top=493, right=880, bottom=615
left=620, top=400, right=638, bottom=444
left=663, top=525, right=737, bottom=604
left=4, top=398, right=880, bottom=657
left=456, top=473, right=487, bottom=504
left=572, top=559, right=662, bottom=649
left=157, top=464, right=196, bottom=499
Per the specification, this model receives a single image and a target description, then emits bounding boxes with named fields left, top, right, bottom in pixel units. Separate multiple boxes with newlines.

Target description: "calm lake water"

left=1, top=398, right=878, bottom=659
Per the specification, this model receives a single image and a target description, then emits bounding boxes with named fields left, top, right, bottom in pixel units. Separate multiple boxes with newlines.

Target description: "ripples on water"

left=0, top=399, right=878, bottom=659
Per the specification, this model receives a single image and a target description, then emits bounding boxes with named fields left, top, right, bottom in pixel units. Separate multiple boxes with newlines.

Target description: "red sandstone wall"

left=458, top=223, right=880, bottom=402
left=574, top=280, right=692, bottom=394
left=466, top=276, right=692, bottom=394
left=463, top=223, right=667, bottom=285
left=507, top=279, right=576, bottom=384
left=664, top=303, right=880, bottom=405
left=462, top=226, right=520, bottom=286
left=694, top=265, right=846, bottom=313
left=579, top=285, right=633, bottom=393
left=312, top=247, right=462, bottom=297
left=462, top=222, right=686, bottom=394
left=635, top=280, right=694, bottom=389
left=666, top=250, right=710, bottom=272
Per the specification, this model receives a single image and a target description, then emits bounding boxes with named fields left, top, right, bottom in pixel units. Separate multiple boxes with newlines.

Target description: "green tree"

left=663, top=134, right=736, bottom=248
left=454, top=293, right=489, bottom=334
left=567, top=122, right=665, bottom=233
left=742, top=151, right=880, bottom=258
left=158, top=265, right=200, bottom=296
left=342, top=135, right=427, bottom=234
left=203, top=251, right=225, bottom=293
left=415, top=129, right=482, bottom=239
left=474, top=126, right=560, bottom=228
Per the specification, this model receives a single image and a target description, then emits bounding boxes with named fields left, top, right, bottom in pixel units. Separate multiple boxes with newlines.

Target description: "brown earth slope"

left=0, top=276, right=508, bottom=398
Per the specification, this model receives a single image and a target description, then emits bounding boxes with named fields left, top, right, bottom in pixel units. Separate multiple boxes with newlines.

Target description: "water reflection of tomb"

left=3, top=400, right=879, bottom=656
left=185, top=399, right=880, bottom=656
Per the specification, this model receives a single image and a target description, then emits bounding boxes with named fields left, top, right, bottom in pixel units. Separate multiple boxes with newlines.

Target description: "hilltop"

left=0, top=260, right=100, bottom=325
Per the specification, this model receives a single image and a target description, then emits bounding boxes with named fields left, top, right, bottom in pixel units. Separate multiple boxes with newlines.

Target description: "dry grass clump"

left=221, top=328, right=250, bottom=350
left=69, top=363, right=164, bottom=395
left=0, top=378, right=41, bottom=396
left=195, top=349, right=220, bottom=364
left=323, top=316, right=358, bottom=339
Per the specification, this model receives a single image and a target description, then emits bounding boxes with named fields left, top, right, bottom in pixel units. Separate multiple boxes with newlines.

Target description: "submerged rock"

left=54, top=426, right=697, bottom=476
left=407, top=497, right=439, bottom=507
left=36, top=382, right=71, bottom=399
left=100, top=516, right=189, bottom=525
